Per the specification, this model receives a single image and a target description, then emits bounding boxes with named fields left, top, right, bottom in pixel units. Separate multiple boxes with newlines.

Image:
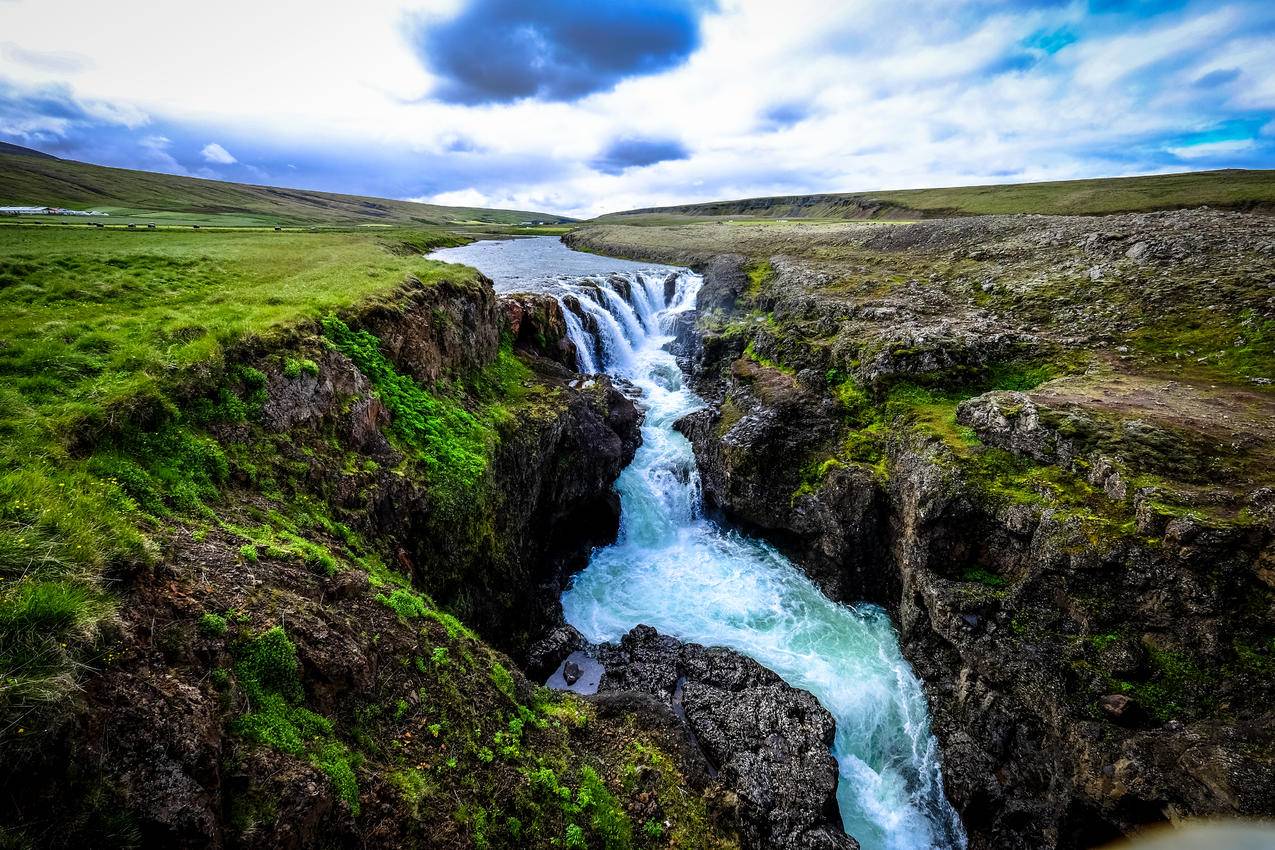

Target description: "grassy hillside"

left=0, top=146, right=572, bottom=227
left=597, top=169, right=1275, bottom=223
left=0, top=224, right=478, bottom=714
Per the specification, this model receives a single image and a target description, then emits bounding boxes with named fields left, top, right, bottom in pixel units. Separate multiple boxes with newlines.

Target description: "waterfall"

left=555, top=267, right=966, bottom=850
left=560, top=305, right=598, bottom=374
left=552, top=269, right=702, bottom=374
left=426, top=237, right=965, bottom=850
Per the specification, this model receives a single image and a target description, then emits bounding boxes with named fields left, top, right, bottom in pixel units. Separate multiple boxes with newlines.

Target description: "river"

left=429, top=236, right=965, bottom=850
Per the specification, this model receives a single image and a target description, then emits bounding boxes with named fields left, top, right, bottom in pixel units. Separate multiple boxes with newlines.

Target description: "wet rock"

left=1098, top=694, right=1146, bottom=726
left=562, top=660, right=583, bottom=685
left=697, top=254, right=749, bottom=313
left=525, top=624, right=586, bottom=681
left=598, top=625, right=857, bottom=850
left=663, top=271, right=681, bottom=304
left=500, top=291, right=576, bottom=367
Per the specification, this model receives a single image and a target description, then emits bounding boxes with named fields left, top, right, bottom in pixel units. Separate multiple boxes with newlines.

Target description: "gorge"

left=430, top=237, right=966, bottom=850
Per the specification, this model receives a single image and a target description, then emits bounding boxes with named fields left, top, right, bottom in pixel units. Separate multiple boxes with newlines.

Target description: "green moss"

left=1089, top=633, right=1120, bottom=651
left=744, top=260, right=773, bottom=297
left=377, top=587, right=431, bottom=620
left=283, top=357, right=319, bottom=379
left=322, top=314, right=492, bottom=508
left=198, top=612, right=228, bottom=637
left=490, top=662, right=516, bottom=702
left=742, top=340, right=793, bottom=375
left=961, top=567, right=1006, bottom=588
left=388, top=768, right=435, bottom=818
left=313, top=741, right=361, bottom=815
left=579, top=766, right=633, bottom=850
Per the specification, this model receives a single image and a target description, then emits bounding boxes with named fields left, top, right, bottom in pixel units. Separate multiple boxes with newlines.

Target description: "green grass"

left=597, top=168, right=1275, bottom=222
left=0, top=149, right=572, bottom=227
left=0, top=224, right=480, bottom=727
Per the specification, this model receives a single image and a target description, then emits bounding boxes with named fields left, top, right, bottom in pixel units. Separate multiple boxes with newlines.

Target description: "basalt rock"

left=698, top=254, right=750, bottom=314
left=680, top=361, right=1274, bottom=848
left=595, top=626, right=857, bottom=850
left=500, top=290, right=577, bottom=367
left=673, top=361, right=891, bottom=601
left=605, top=209, right=1275, bottom=849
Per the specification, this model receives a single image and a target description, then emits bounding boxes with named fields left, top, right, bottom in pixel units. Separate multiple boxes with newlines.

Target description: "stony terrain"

left=530, top=624, right=855, bottom=850
left=567, top=209, right=1275, bottom=849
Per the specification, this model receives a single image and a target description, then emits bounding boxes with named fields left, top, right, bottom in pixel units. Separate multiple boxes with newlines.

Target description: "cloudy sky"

left=1, top=0, right=1273, bottom=217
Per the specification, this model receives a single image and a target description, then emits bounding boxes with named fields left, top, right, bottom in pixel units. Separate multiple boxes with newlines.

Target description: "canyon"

left=1, top=210, right=1271, bottom=850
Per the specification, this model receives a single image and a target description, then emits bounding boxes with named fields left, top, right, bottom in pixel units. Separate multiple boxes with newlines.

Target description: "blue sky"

left=1, top=0, right=1273, bottom=217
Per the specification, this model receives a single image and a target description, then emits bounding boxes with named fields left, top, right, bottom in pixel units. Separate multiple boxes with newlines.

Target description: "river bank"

left=563, top=212, right=1275, bottom=849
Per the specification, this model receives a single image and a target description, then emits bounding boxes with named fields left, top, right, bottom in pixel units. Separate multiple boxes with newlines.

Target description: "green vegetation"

left=0, top=224, right=476, bottom=727
left=0, top=147, right=572, bottom=227
left=598, top=168, right=1275, bottom=222
left=199, top=612, right=229, bottom=637
left=322, top=315, right=531, bottom=507
left=232, top=626, right=361, bottom=813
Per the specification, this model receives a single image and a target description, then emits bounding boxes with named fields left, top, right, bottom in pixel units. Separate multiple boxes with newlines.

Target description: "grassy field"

left=0, top=146, right=573, bottom=227
left=0, top=224, right=480, bottom=721
left=596, top=168, right=1275, bottom=222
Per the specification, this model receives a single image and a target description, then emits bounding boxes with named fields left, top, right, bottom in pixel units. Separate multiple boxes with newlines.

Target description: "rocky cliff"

left=568, top=210, right=1275, bottom=849
left=0, top=275, right=745, bottom=850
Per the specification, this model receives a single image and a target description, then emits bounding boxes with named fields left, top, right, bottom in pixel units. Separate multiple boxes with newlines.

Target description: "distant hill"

left=0, top=144, right=572, bottom=227
left=0, top=141, right=59, bottom=160
left=596, top=169, right=1275, bottom=223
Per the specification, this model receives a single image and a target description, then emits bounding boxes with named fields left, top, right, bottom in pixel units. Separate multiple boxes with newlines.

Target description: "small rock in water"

left=563, top=660, right=583, bottom=685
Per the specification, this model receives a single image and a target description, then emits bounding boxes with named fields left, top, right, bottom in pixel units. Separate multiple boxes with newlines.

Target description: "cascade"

left=428, top=237, right=966, bottom=850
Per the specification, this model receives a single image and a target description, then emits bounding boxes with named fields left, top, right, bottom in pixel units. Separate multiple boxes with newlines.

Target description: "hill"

left=596, top=168, right=1275, bottom=223
left=0, top=144, right=572, bottom=227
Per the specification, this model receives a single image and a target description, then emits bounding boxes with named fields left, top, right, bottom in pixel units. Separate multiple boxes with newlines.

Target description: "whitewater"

left=429, top=237, right=966, bottom=850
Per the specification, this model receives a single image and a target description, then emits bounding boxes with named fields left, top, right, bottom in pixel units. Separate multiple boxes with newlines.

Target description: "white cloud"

left=1165, top=139, right=1256, bottom=160
left=1, top=0, right=1271, bottom=217
left=200, top=142, right=236, bottom=164
left=420, top=187, right=489, bottom=207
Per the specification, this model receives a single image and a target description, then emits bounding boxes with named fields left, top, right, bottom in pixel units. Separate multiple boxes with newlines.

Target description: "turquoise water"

left=430, top=238, right=965, bottom=850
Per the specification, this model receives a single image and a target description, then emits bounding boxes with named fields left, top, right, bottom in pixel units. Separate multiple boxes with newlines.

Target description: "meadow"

left=0, top=147, right=573, bottom=227
left=0, top=224, right=476, bottom=721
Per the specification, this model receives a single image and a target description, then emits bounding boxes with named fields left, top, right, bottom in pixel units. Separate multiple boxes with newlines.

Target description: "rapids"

left=429, top=237, right=966, bottom=850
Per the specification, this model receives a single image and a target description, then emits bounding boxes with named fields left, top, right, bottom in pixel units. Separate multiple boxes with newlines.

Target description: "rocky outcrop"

left=541, top=626, right=857, bottom=850
left=588, top=210, right=1275, bottom=850
left=698, top=254, right=749, bottom=314
left=500, top=290, right=578, bottom=368
left=673, top=361, right=892, bottom=603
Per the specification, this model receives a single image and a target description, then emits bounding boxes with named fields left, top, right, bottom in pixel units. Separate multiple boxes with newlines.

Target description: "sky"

left=1, top=0, right=1273, bottom=218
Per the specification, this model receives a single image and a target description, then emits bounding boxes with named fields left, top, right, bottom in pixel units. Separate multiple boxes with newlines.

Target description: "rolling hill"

left=0, top=143, right=572, bottom=227
left=596, top=168, right=1275, bottom=223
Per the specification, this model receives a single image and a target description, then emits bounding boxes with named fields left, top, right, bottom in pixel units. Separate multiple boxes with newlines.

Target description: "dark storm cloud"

left=590, top=136, right=689, bottom=175
left=409, top=0, right=716, bottom=105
